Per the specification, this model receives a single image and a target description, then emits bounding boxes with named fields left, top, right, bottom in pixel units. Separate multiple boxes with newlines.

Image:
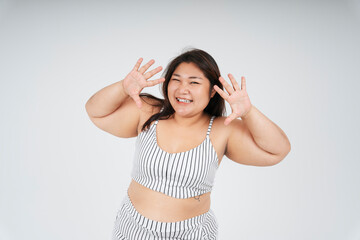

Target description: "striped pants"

left=111, top=192, right=219, bottom=240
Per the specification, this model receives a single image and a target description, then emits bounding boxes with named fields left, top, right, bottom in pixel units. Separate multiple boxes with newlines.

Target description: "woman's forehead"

left=172, top=62, right=206, bottom=79
left=172, top=73, right=204, bottom=80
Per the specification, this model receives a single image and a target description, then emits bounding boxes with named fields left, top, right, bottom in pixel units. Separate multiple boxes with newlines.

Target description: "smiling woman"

left=167, top=62, right=216, bottom=117
left=85, top=48, right=291, bottom=239
left=139, top=49, right=225, bottom=132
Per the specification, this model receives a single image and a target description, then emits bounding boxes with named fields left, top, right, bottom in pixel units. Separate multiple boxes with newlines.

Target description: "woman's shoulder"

left=212, top=116, right=245, bottom=136
left=209, top=116, right=247, bottom=157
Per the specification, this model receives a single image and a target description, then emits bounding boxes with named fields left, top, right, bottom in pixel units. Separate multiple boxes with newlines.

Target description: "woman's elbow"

left=271, top=143, right=291, bottom=165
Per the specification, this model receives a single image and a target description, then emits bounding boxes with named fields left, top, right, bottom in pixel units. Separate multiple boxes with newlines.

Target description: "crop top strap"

left=206, top=116, right=215, bottom=137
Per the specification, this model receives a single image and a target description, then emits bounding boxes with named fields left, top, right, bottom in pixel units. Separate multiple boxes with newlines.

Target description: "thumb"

left=131, top=94, right=142, bottom=108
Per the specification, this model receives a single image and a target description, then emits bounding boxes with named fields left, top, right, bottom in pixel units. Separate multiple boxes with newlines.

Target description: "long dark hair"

left=140, top=48, right=225, bottom=131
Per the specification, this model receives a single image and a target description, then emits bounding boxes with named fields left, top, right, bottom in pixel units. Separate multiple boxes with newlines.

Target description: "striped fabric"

left=131, top=116, right=219, bottom=199
left=111, top=192, right=219, bottom=239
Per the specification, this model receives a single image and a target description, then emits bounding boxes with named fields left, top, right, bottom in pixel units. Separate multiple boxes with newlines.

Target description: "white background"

left=1, top=0, right=360, bottom=239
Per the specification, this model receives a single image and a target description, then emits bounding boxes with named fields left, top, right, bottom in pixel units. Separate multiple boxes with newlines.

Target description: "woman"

left=85, top=49, right=291, bottom=239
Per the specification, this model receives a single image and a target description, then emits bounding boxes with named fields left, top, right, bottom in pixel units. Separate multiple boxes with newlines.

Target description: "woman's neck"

left=171, top=112, right=209, bottom=127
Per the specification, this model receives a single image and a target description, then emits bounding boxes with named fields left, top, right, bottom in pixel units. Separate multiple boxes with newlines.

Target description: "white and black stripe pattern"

left=111, top=192, right=219, bottom=240
left=130, top=116, right=219, bottom=199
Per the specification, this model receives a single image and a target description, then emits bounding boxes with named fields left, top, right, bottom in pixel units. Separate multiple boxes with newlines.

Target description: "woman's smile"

left=176, top=97, right=193, bottom=103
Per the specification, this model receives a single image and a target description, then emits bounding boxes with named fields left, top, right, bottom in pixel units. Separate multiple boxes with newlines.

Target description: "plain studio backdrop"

left=1, top=0, right=359, bottom=239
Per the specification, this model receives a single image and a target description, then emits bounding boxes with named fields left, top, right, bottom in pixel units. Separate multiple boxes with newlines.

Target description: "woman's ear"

left=210, top=87, right=216, bottom=98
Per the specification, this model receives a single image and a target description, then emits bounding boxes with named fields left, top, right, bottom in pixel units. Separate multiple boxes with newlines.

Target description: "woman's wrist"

left=119, top=79, right=130, bottom=97
left=241, top=104, right=253, bottom=119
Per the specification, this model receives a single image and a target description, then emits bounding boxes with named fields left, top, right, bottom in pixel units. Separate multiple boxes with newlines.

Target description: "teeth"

left=176, top=98, right=192, bottom=103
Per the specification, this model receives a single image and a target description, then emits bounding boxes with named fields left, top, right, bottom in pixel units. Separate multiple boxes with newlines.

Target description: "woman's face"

left=168, top=62, right=216, bottom=117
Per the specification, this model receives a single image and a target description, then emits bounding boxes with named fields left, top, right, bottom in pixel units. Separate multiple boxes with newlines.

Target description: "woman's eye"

left=171, top=79, right=180, bottom=81
left=191, top=82, right=199, bottom=84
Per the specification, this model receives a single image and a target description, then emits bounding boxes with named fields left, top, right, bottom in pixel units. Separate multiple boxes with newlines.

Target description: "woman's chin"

left=174, top=109, right=189, bottom=115
left=173, top=108, right=193, bottom=116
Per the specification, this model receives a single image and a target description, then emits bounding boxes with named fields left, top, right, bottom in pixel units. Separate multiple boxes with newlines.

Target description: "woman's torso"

left=127, top=111, right=230, bottom=222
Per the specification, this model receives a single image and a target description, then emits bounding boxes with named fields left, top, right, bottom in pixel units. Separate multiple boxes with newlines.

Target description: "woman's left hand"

left=214, top=74, right=252, bottom=125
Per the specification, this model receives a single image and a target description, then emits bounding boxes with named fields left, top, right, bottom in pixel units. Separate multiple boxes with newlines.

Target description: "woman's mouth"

left=176, top=97, right=193, bottom=103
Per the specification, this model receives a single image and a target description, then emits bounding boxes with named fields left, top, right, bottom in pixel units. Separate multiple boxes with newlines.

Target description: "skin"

left=86, top=57, right=291, bottom=222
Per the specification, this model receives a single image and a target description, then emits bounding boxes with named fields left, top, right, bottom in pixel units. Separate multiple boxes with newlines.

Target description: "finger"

left=132, top=58, right=143, bottom=71
left=218, top=76, right=234, bottom=94
left=131, top=94, right=142, bottom=108
left=228, top=74, right=241, bottom=91
left=143, top=66, right=163, bottom=79
left=146, top=77, right=165, bottom=87
left=139, top=59, right=155, bottom=74
left=213, top=85, right=229, bottom=100
left=224, top=112, right=238, bottom=126
left=241, top=76, right=246, bottom=90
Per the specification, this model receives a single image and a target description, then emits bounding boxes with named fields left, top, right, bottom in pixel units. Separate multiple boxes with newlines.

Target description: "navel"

left=194, top=194, right=203, bottom=202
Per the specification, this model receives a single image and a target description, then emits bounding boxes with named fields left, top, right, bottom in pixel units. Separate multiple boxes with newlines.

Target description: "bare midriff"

left=127, top=179, right=211, bottom=222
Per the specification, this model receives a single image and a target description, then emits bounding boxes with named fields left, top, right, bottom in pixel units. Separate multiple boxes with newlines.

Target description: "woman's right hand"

left=122, top=58, right=165, bottom=108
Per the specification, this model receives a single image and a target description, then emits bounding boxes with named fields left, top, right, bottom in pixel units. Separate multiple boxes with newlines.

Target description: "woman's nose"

left=178, top=82, right=190, bottom=93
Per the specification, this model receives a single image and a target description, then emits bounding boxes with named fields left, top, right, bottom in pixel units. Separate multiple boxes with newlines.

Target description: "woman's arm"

left=241, top=105, right=291, bottom=157
left=214, top=74, right=291, bottom=166
left=85, top=80, right=142, bottom=138
left=225, top=106, right=291, bottom=166
left=85, top=58, right=164, bottom=138
left=85, top=80, right=129, bottom=118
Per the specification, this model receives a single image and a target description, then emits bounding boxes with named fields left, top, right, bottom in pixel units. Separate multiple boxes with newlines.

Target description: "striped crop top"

left=130, top=116, right=219, bottom=199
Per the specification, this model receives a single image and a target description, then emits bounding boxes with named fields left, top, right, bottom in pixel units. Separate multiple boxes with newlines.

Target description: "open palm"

left=214, top=74, right=252, bottom=125
left=122, top=58, right=165, bottom=108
